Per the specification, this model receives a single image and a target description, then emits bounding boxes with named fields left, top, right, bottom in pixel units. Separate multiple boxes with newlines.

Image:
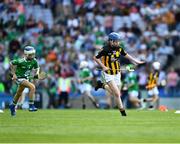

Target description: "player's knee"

left=30, top=85, right=36, bottom=92
left=16, top=91, right=23, bottom=96
left=152, top=95, right=158, bottom=102
left=155, top=96, right=159, bottom=102
left=114, top=92, right=120, bottom=98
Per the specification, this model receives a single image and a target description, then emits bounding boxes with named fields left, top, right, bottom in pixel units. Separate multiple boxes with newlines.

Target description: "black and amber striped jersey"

left=95, top=44, right=127, bottom=75
left=146, top=71, right=159, bottom=90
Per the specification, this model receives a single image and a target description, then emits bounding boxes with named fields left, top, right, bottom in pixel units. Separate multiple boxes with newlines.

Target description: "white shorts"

left=148, top=87, right=159, bottom=96
left=102, top=72, right=121, bottom=86
left=16, top=78, right=27, bottom=85
left=23, top=88, right=29, bottom=93
left=128, top=90, right=139, bottom=98
left=78, top=83, right=92, bottom=94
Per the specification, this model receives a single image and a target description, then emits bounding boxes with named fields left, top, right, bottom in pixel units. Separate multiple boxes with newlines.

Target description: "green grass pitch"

left=0, top=109, right=180, bottom=143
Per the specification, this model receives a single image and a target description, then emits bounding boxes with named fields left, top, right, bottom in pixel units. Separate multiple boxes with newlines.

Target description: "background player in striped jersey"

left=94, top=32, right=145, bottom=116
left=143, top=61, right=161, bottom=110
left=9, top=46, right=39, bottom=116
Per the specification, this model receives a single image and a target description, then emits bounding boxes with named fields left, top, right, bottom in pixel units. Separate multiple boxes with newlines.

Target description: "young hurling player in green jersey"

left=125, top=65, right=142, bottom=108
left=9, top=46, right=39, bottom=116
left=78, top=61, right=99, bottom=109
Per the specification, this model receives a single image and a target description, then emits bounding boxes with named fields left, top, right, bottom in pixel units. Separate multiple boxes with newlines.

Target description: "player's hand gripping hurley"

left=29, top=71, right=48, bottom=80
left=37, top=71, right=48, bottom=80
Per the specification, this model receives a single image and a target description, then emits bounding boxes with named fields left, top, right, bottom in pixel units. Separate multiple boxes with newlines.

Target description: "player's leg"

left=151, top=94, right=159, bottom=103
left=64, top=92, right=70, bottom=108
left=21, top=80, right=37, bottom=111
left=104, top=84, right=114, bottom=95
left=95, top=73, right=115, bottom=108
left=151, top=87, right=159, bottom=108
left=106, top=90, right=113, bottom=108
left=95, top=72, right=110, bottom=91
left=9, top=84, right=25, bottom=116
left=95, top=80, right=114, bottom=108
left=12, top=85, right=26, bottom=105
left=107, top=81, right=126, bottom=116
left=143, top=88, right=154, bottom=102
left=79, top=84, right=86, bottom=109
left=82, top=94, right=86, bottom=109
left=84, top=90, right=99, bottom=108
left=103, top=72, right=126, bottom=116
left=149, top=94, right=159, bottom=109
left=129, top=96, right=141, bottom=108
left=144, top=87, right=159, bottom=109
left=59, top=92, right=65, bottom=108
left=105, top=73, right=123, bottom=109
left=115, top=73, right=127, bottom=114
left=17, top=88, right=28, bottom=109
left=128, top=91, right=141, bottom=108
left=95, top=80, right=114, bottom=95
left=95, top=80, right=104, bottom=91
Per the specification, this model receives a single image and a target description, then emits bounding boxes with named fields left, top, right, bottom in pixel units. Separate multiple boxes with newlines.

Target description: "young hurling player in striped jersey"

left=143, top=61, right=161, bottom=109
left=93, top=32, right=145, bottom=116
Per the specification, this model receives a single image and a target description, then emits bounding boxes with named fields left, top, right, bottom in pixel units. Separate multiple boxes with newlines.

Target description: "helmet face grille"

left=24, top=46, right=35, bottom=54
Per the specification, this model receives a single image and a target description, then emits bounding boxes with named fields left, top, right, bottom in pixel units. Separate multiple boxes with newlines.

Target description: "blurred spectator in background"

left=57, top=70, right=71, bottom=109
left=167, top=67, right=179, bottom=96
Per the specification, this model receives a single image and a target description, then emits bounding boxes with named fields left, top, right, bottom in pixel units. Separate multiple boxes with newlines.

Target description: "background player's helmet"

left=24, top=46, right=36, bottom=55
left=152, top=61, right=160, bottom=70
left=80, top=61, right=88, bottom=69
left=108, top=32, right=122, bottom=41
left=24, top=46, right=36, bottom=60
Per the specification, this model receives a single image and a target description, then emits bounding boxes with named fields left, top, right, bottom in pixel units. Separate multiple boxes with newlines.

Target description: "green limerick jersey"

left=126, top=72, right=139, bottom=92
left=11, top=58, right=39, bottom=79
left=79, top=68, right=92, bottom=84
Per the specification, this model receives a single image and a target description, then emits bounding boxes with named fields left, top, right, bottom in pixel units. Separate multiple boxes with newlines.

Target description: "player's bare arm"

left=35, top=67, right=40, bottom=76
left=32, top=67, right=40, bottom=79
left=125, top=53, right=145, bottom=65
left=10, top=62, right=17, bottom=81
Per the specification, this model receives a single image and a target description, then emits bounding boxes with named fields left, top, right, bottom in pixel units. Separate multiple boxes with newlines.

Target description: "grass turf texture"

left=0, top=109, right=180, bottom=143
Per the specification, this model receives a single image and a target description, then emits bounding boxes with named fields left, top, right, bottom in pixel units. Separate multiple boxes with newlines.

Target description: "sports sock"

left=12, top=100, right=17, bottom=106
left=29, top=100, right=34, bottom=105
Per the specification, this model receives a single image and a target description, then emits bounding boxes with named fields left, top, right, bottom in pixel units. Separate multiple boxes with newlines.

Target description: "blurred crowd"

left=0, top=0, right=180, bottom=109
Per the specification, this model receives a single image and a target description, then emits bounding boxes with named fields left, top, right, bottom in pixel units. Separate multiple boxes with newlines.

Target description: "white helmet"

left=24, top=46, right=36, bottom=55
left=80, top=61, right=88, bottom=68
left=152, top=61, right=160, bottom=70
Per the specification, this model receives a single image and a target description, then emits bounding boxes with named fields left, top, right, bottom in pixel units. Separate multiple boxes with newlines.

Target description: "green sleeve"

left=85, top=69, right=92, bottom=77
left=33, top=59, right=39, bottom=69
left=11, top=59, right=20, bottom=66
